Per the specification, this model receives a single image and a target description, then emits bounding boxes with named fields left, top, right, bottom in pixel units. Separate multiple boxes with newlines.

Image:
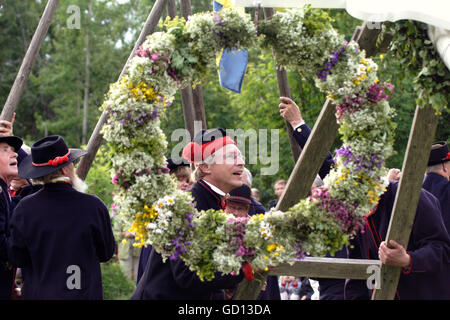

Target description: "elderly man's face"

left=225, top=200, right=250, bottom=218
left=0, top=142, right=18, bottom=184
left=203, top=144, right=245, bottom=193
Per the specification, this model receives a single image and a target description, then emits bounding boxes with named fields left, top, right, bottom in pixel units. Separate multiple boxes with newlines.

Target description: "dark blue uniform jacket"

left=0, top=179, right=14, bottom=299
left=292, top=123, right=334, bottom=180
left=345, top=182, right=450, bottom=300
left=131, top=180, right=244, bottom=300
left=423, top=172, right=449, bottom=235
left=7, top=182, right=115, bottom=299
left=0, top=148, right=29, bottom=299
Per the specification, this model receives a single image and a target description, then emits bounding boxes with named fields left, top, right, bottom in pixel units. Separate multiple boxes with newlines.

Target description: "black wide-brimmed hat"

left=18, top=135, right=87, bottom=179
left=227, top=184, right=252, bottom=205
left=428, top=141, right=450, bottom=166
left=167, top=157, right=190, bottom=173
left=0, top=135, right=23, bottom=152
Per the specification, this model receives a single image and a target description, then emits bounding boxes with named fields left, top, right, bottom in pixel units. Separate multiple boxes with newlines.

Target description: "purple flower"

left=317, top=41, right=348, bottom=81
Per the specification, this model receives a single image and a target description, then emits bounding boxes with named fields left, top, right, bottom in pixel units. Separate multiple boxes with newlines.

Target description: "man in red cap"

left=132, top=128, right=246, bottom=300
left=423, top=141, right=450, bottom=234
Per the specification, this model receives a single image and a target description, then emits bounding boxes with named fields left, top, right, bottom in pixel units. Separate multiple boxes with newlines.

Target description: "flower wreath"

left=100, top=7, right=432, bottom=282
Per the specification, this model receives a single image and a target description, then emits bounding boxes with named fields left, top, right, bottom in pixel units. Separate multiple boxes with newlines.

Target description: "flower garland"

left=100, top=7, right=406, bottom=281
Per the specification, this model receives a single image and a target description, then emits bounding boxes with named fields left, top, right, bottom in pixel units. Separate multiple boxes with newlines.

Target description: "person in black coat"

left=132, top=129, right=246, bottom=300
left=0, top=135, right=24, bottom=300
left=7, top=135, right=115, bottom=300
left=422, top=141, right=449, bottom=234
left=345, top=182, right=450, bottom=299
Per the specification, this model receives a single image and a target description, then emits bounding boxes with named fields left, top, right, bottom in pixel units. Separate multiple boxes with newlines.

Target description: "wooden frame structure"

left=1, top=0, right=443, bottom=300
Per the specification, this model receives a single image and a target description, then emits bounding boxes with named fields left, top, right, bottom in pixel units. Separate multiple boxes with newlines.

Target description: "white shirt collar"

left=202, top=180, right=227, bottom=197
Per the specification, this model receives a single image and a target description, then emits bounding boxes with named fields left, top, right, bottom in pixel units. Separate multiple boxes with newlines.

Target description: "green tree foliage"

left=101, top=261, right=135, bottom=300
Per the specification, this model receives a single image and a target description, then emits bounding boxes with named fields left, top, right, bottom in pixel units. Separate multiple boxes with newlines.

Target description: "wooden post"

left=167, top=0, right=177, bottom=18
left=372, top=104, right=439, bottom=300
left=1, top=0, right=59, bottom=122
left=263, top=7, right=301, bottom=162
left=179, top=0, right=207, bottom=138
left=76, top=0, right=167, bottom=180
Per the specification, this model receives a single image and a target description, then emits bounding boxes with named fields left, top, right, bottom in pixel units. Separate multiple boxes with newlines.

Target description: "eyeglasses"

left=215, top=152, right=245, bottom=164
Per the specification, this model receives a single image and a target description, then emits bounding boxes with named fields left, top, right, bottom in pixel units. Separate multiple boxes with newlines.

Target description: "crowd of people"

left=0, top=96, right=449, bottom=300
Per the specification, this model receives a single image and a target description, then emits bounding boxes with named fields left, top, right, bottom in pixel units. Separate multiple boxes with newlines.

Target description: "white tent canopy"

left=232, top=0, right=450, bottom=69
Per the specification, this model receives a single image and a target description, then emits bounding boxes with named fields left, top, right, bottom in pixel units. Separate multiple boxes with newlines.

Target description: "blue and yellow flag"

left=213, top=0, right=248, bottom=93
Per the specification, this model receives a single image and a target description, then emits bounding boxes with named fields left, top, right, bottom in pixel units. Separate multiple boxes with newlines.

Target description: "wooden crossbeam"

left=233, top=257, right=381, bottom=299
left=76, top=0, right=168, bottom=180
left=270, top=257, right=381, bottom=279
left=1, top=0, right=60, bottom=122
left=372, top=104, right=439, bottom=300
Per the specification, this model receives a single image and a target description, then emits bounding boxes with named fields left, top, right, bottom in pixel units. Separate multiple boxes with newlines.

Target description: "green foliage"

left=84, top=145, right=114, bottom=208
left=380, top=21, right=450, bottom=114
left=303, top=7, right=333, bottom=35
left=101, top=261, right=135, bottom=300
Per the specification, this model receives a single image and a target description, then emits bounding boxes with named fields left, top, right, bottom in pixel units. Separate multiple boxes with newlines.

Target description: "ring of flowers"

left=102, top=7, right=398, bottom=281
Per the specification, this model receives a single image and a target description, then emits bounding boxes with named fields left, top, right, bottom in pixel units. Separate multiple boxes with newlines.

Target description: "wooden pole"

left=76, top=0, right=168, bottom=180
left=167, top=0, right=177, bottom=18
left=1, top=0, right=59, bottom=122
left=372, top=104, right=439, bottom=300
left=179, top=0, right=207, bottom=138
left=263, top=7, right=301, bottom=162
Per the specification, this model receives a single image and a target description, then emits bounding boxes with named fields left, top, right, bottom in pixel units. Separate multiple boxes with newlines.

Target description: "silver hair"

left=243, top=168, right=252, bottom=187
left=312, top=175, right=324, bottom=188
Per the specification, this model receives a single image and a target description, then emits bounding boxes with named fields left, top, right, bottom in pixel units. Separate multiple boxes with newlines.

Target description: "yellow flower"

left=267, top=244, right=277, bottom=252
left=121, top=239, right=127, bottom=244
left=379, top=54, right=384, bottom=60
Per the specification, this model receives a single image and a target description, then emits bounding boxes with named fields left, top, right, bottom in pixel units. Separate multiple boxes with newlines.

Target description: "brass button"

left=297, top=127, right=302, bottom=133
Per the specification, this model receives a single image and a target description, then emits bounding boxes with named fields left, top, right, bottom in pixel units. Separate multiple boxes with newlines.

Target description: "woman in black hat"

left=423, top=141, right=450, bottom=234
left=7, top=135, right=115, bottom=299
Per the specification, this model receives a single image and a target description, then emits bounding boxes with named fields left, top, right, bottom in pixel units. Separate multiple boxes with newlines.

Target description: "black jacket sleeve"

left=292, top=123, right=334, bottom=179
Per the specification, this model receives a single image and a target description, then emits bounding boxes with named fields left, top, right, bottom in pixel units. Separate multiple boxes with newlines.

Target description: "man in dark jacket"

left=422, top=141, right=449, bottom=234
left=0, top=135, right=24, bottom=300
left=7, top=135, right=115, bottom=299
left=345, top=182, right=450, bottom=299
left=132, top=129, right=246, bottom=300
